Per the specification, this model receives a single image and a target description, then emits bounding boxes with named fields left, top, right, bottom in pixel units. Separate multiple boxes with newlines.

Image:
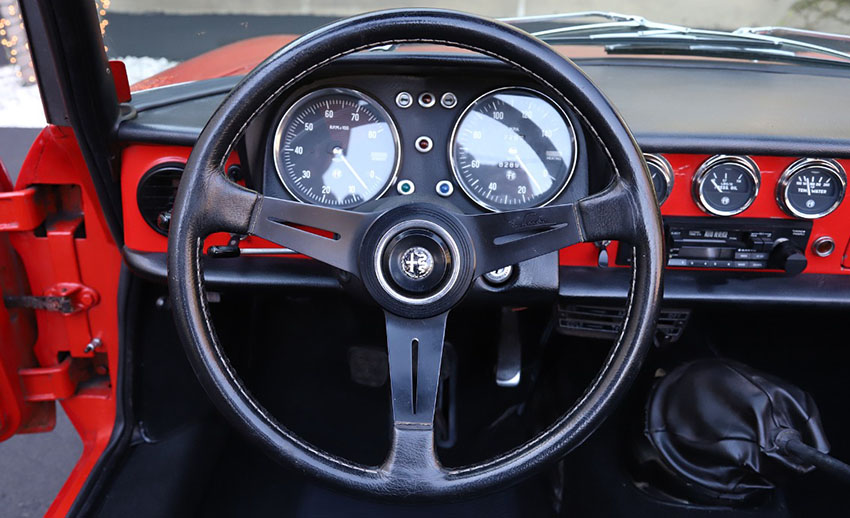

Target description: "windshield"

left=98, top=1, right=850, bottom=82
left=3, top=1, right=850, bottom=128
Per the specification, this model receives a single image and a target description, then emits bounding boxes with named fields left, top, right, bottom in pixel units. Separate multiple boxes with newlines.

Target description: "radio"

left=617, top=217, right=813, bottom=274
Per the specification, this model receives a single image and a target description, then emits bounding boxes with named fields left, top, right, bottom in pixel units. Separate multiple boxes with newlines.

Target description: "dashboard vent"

left=556, top=304, right=690, bottom=345
left=136, top=163, right=183, bottom=235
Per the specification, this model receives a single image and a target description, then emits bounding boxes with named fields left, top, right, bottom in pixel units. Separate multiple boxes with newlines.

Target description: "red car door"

left=0, top=127, right=123, bottom=516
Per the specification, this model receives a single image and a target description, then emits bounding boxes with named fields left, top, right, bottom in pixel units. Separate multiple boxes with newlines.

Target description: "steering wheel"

left=168, top=9, right=663, bottom=499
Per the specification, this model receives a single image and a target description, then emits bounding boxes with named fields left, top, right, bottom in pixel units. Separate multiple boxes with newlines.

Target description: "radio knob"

left=768, top=240, right=807, bottom=275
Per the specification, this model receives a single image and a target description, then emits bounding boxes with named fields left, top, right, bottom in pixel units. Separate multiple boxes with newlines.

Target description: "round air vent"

left=136, top=162, right=184, bottom=235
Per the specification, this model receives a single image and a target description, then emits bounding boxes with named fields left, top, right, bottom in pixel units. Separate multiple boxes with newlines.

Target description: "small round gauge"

left=449, top=87, right=577, bottom=211
left=777, top=158, right=846, bottom=219
left=644, top=154, right=674, bottom=205
left=273, top=88, right=400, bottom=208
left=692, top=155, right=760, bottom=216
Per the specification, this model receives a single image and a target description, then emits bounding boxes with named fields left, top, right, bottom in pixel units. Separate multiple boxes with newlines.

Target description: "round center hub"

left=382, top=227, right=452, bottom=296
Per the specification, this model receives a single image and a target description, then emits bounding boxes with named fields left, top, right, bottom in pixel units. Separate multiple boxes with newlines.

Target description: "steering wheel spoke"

left=248, top=194, right=376, bottom=275
left=463, top=179, right=636, bottom=276
left=382, top=311, right=448, bottom=475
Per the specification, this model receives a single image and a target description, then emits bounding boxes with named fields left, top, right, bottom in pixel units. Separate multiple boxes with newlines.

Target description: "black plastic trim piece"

left=122, top=247, right=343, bottom=290
left=560, top=266, right=850, bottom=307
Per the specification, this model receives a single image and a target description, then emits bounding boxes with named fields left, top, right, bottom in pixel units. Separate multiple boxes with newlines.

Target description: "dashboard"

left=117, top=54, right=850, bottom=305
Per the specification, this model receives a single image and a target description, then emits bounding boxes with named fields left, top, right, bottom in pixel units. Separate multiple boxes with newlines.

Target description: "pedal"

left=495, top=307, right=522, bottom=387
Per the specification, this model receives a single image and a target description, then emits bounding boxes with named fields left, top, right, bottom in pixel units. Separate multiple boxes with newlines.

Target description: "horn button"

left=363, top=207, right=474, bottom=317
left=384, top=228, right=451, bottom=295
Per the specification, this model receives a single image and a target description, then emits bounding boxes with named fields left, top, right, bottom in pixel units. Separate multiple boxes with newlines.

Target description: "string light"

left=1, top=0, right=111, bottom=86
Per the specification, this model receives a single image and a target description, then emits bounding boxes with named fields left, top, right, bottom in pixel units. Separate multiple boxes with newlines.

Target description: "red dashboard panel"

left=121, top=145, right=282, bottom=253
left=121, top=147, right=849, bottom=275
left=561, top=154, right=850, bottom=275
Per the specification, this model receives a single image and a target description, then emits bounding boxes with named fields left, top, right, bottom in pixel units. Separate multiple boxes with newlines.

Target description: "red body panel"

left=8, top=126, right=122, bottom=517
left=131, top=35, right=297, bottom=91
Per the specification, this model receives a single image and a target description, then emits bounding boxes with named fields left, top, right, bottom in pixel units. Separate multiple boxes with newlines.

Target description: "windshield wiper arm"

left=530, top=15, right=850, bottom=65
left=499, top=11, right=642, bottom=24
left=605, top=41, right=850, bottom=68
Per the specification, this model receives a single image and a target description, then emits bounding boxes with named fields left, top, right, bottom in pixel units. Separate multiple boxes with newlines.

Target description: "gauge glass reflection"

left=273, top=88, right=399, bottom=208
left=450, top=87, right=577, bottom=211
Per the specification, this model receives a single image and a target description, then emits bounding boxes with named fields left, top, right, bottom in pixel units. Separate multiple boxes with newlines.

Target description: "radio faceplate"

left=617, top=217, right=812, bottom=271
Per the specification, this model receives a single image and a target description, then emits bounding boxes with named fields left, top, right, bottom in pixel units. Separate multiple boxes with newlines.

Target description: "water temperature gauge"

left=777, top=158, right=846, bottom=219
left=693, top=155, right=761, bottom=217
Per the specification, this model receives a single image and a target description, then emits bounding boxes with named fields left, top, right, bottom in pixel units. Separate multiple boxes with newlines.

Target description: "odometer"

left=273, top=88, right=399, bottom=208
left=693, top=155, right=760, bottom=217
left=777, top=158, right=846, bottom=219
left=449, top=87, right=577, bottom=211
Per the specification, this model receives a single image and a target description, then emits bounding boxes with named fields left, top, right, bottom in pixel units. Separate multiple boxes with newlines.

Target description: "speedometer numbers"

left=777, top=158, right=846, bottom=219
left=273, top=88, right=399, bottom=208
left=449, top=87, right=577, bottom=211
left=693, top=155, right=760, bottom=216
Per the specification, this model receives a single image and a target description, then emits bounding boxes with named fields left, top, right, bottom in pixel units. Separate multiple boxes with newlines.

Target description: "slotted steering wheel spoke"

left=247, top=193, right=377, bottom=275
left=461, top=179, right=637, bottom=276
left=382, top=311, right=449, bottom=476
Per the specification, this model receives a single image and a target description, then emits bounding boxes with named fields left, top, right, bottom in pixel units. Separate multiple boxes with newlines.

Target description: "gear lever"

left=637, top=358, right=850, bottom=505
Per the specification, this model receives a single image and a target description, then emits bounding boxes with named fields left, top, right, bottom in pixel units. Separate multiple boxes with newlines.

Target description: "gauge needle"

left=511, top=152, right=543, bottom=194
left=806, top=177, right=812, bottom=196
left=711, top=178, right=723, bottom=192
left=333, top=147, right=368, bottom=191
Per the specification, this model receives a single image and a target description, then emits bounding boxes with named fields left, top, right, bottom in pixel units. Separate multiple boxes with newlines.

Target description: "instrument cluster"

left=270, top=84, right=580, bottom=212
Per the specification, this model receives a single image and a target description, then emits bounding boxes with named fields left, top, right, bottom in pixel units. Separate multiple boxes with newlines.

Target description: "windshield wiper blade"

left=732, top=26, right=850, bottom=62
left=529, top=14, right=850, bottom=65
left=605, top=41, right=850, bottom=68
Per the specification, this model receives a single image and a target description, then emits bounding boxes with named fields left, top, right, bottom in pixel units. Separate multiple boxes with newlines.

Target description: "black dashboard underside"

left=122, top=248, right=850, bottom=308
left=119, top=54, right=850, bottom=157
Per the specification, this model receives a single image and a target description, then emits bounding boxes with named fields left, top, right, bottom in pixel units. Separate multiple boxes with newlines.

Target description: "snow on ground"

left=0, top=65, right=46, bottom=128
left=0, top=56, right=176, bottom=128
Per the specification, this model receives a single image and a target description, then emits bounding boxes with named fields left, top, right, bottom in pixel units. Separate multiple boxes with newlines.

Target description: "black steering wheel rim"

left=168, top=8, right=664, bottom=500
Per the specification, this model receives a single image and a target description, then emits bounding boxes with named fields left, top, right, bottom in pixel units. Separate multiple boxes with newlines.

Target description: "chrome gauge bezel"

left=776, top=158, right=846, bottom=219
left=448, top=86, right=578, bottom=212
left=272, top=87, right=402, bottom=208
left=692, top=155, right=761, bottom=217
left=644, top=153, right=674, bottom=206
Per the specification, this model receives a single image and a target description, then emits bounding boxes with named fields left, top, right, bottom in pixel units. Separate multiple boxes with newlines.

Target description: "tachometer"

left=777, top=158, right=846, bottom=219
left=693, top=155, right=760, bottom=216
left=273, top=88, right=400, bottom=208
left=449, top=87, right=577, bottom=211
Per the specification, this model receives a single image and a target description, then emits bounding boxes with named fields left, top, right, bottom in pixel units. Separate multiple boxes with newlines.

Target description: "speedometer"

left=273, top=88, right=400, bottom=208
left=449, top=87, right=577, bottom=211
